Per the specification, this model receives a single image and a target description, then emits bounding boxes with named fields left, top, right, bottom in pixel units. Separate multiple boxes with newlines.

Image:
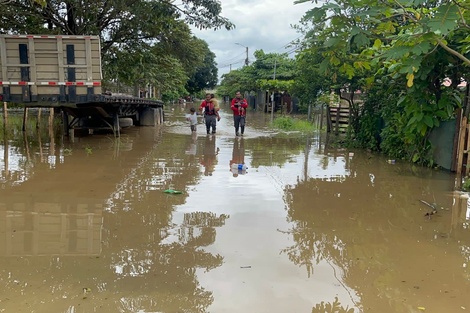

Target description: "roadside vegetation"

left=272, top=116, right=315, bottom=133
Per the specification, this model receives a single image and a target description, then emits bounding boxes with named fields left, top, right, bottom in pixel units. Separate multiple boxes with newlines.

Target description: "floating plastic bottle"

left=231, top=163, right=248, bottom=171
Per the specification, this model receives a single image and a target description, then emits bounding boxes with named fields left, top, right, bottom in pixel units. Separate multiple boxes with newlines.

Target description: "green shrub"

left=462, top=177, right=470, bottom=191
left=272, top=116, right=314, bottom=132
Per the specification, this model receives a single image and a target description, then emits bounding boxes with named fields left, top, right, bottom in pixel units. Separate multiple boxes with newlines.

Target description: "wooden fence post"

left=2, top=102, right=7, bottom=127
left=456, top=115, right=467, bottom=177
left=36, top=108, right=42, bottom=129
left=22, top=107, right=29, bottom=132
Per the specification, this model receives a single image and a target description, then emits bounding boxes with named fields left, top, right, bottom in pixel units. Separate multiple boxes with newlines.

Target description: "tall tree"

left=101, top=21, right=210, bottom=98
left=294, top=0, right=469, bottom=164
left=294, top=0, right=469, bottom=87
left=218, top=50, right=296, bottom=96
left=0, top=0, right=233, bottom=55
left=185, top=40, right=218, bottom=94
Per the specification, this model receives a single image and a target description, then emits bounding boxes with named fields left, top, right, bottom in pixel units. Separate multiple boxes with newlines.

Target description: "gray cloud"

left=191, top=0, right=309, bottom=80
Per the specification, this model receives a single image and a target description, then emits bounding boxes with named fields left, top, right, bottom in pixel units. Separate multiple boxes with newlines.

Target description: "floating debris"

left=164, top=189, right=183, bottom=194
left=419, top=200, right=438, bottom=218
left=424, top=209, right=437, bottom=217
left=419, top=199, right=437, bottom=209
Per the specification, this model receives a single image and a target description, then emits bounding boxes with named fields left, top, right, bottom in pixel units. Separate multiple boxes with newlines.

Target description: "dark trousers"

left=205, top=115, right=217, bottom=133
left=233, top=115, right=246, bottom=134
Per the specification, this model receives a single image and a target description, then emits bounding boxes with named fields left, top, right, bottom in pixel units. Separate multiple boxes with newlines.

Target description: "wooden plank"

left=466, top=124, right=470, bottom=176
left=327, top=106, right=351, bottom=134
left=450, top=109, right=463, bottom=172
left=335, top=104, right=341, bottom=134
left=456, top=116, right=467, bottom=175
left=326, top=106, right=332, bottom=132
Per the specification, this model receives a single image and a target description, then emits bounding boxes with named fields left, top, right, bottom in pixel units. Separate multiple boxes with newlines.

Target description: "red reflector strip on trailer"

left=9, top=81, right=102, bottom=86
left=14, top=35, right=98, bottom=39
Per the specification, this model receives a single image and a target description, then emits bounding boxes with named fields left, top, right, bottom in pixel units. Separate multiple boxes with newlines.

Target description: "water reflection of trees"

left=1, top=113, right=63, bottom=188
left=312, top=297, right=355, bottom=313
left=180, top=212, right=229, bottom=249
left=106, top=210, right=228, bottom=312
left=1, top=128, right=228, bottom=312
left=101, top=134, right=228, bottom=312
left=248, top=135, right=308, bottom=168
left=283, top=150, right=470, bottom=312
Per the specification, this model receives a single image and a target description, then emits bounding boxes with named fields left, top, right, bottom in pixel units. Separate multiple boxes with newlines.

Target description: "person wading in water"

left=230, top=91, right=248, bottom=136
left=199, top=93, right=219, bottom=135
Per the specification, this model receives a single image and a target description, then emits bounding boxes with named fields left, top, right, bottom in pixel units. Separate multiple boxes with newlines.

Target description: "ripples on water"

left=0, top=106, right=469, bottom=313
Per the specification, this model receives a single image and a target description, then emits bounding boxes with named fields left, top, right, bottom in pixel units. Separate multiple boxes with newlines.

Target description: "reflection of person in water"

left=200, top=135, right=219, bottom=176
left=229, top=137, right=247, bottom=177
left=185, top=132, right=197, bottom=156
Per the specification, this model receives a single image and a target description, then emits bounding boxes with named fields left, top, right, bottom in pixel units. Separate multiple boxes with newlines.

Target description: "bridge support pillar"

left=62, top=110, right=70, bottom=136
left=113, top=112, right=121, bottom=137
left=140, top=107, right=163, bottom=126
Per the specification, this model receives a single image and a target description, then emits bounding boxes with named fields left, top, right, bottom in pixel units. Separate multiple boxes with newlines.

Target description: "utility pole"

left=273, top=59, right=277, bottom=80
left=244, top=46, right=249, bottom=66
left=271, top=58, right=277, bottom=123
left=235, top=43, right=249, bottom=66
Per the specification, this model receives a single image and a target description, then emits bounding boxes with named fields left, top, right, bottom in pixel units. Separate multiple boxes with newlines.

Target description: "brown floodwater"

left=1, top=104, right=469, bottom=313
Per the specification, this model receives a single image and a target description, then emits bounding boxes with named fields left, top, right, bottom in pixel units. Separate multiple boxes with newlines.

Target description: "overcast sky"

left=191, top=0, right=311, bottom=81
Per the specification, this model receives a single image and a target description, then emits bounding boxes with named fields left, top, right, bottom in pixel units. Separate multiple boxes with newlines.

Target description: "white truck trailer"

left=0, top=34, right=163, bottom=134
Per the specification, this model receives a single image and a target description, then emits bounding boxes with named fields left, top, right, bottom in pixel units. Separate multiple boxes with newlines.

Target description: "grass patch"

left=462, top=177, right=470, bottom=192
left=272, top=116, right=315, bottom=133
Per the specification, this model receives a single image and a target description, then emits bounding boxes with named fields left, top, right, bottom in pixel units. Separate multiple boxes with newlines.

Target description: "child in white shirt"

left=186, top=107, right=198, bottom=132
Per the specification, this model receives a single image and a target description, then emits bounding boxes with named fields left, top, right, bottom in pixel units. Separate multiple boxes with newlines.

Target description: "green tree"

left=185, top=40, right=218, bottom=94
left=291, top=46, right=331, bottom=111
left=295, top=0, right=469, bottom=164
left=102, top=22, right=211, bottom=100
left=0, top=0, right=233, bottom=55
left=218, top=50, right=296, bottom=97
left=217, top=67, right=256, bottom=97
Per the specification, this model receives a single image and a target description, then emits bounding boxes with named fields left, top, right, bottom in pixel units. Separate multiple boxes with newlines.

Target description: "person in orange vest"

left=199, top=93, right=220, bottom=134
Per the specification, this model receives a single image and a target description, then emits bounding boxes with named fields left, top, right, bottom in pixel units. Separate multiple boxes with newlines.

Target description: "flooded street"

left=1, top=104, right=470, bottom=313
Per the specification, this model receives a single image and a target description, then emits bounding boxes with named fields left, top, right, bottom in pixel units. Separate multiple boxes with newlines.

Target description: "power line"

left=275, top=35, right=304, bottom=52
left=218, top=35, right=303, bottom=66
left=285, top=47, right=299, bottom=55
left=218, top=59, right=244, bottom=69
left=217, top=51, right=247, bottom=66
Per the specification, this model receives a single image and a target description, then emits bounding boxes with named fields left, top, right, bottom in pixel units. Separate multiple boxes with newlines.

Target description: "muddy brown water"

left=1, top=104, right=469, bottom=313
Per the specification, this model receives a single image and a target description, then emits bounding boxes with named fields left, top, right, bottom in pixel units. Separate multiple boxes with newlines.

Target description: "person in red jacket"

left=230, top=91, right=248, bottom=136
